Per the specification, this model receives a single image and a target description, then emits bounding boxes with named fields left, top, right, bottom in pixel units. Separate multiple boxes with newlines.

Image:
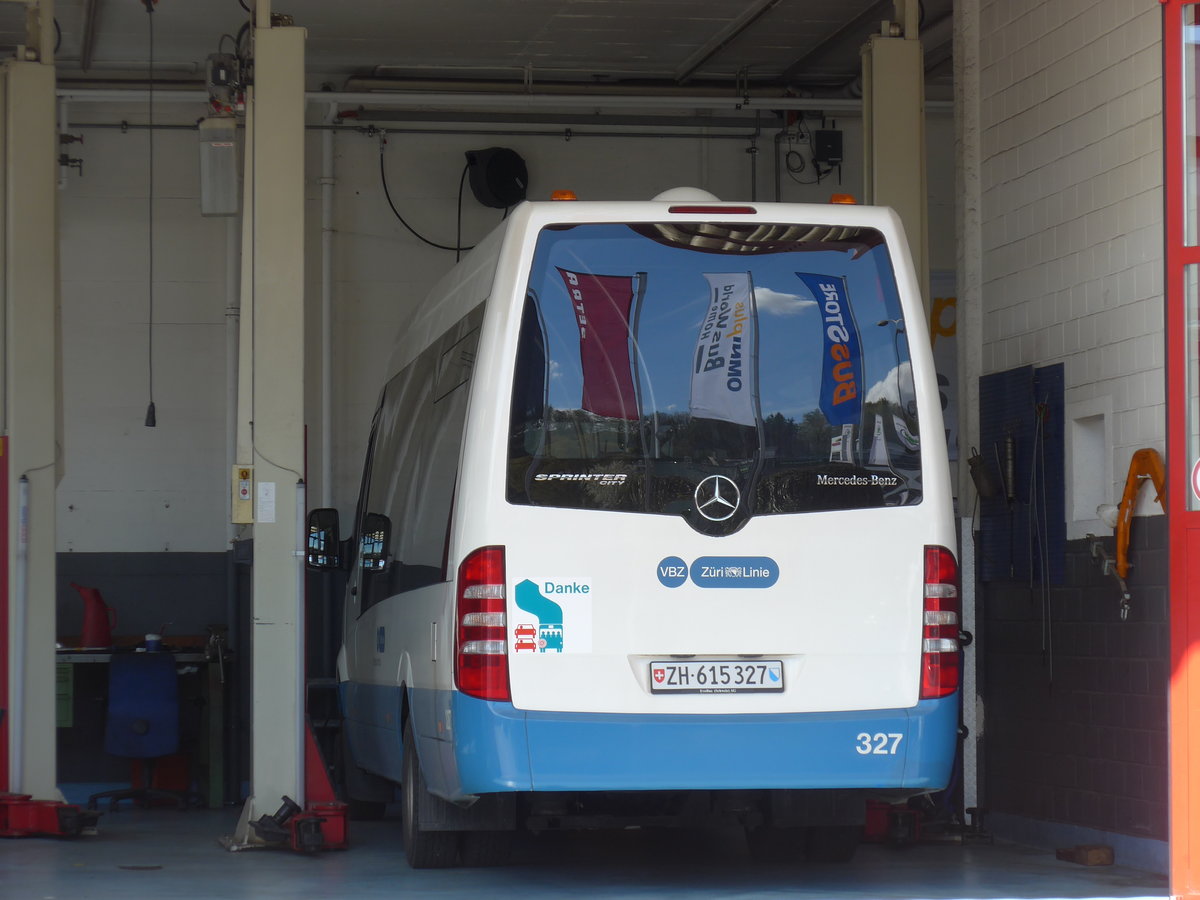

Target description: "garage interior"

left=0, top=0, right=1185, bottom=897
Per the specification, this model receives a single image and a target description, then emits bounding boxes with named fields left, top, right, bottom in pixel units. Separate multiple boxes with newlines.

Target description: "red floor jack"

left=0, top=791, right=100, bottom=838
left=0, top=708, right=100, bottom=838
left=247, top=722, right=348, bottom=853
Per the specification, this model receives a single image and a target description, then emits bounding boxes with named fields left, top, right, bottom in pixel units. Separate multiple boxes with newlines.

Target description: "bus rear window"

left=507, top=222, right=922, bottom=530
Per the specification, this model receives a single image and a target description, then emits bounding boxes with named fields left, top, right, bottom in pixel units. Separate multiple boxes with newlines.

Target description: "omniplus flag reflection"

left=796, top=272, right=863, bottom=428
left=556, top=267, right=641, bottom=420
left=689, top=272, right=759, bottom=427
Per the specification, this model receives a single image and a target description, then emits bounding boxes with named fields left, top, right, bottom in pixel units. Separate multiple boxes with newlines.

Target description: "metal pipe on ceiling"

left=55, top=87, right=868, bottom=116
left=339, top=76, right=828, bottom=97
left=319, top=104, right=335, bottom=511
left=900, top=0, right=920, bottom=39
left=321, top=90, right=866, bottom=113
left=54, top=86, right=951, bottom=119
left=57, top=89, right=207, bottom=103
left=70, top=121, right=763, bottom=141
left=346, top=110, right=765, bottom=129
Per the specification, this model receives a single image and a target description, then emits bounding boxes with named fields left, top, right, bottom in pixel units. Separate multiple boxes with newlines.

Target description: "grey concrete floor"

left=0, top=807, right=1170, bottom=900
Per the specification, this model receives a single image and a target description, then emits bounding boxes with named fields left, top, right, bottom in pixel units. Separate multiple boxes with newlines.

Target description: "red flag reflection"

left=557, top=267, right=639, bottom=420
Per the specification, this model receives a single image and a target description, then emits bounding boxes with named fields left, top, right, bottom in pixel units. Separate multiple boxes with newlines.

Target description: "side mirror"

left=306, top=508, right=341, bottom=569
left=360, top=512, right=391, bottom=572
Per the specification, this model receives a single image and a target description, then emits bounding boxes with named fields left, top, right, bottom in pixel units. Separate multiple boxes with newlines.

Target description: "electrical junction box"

left=814, top=130, right=843, bottom=165
left=232, top=465, right=254, bottom=524
left=205, top=53, right=240, bottom=110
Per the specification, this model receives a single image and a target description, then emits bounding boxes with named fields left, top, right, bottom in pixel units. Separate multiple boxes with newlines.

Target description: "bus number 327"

left=855, top=732, right=904, bottom=755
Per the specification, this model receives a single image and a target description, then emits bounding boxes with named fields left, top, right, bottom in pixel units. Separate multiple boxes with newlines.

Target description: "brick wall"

left=978, top=0, right=1164, bottom=518
left=980, top=515, right=1168, bottom=840
left=963, top=0, right=1168, bottom=846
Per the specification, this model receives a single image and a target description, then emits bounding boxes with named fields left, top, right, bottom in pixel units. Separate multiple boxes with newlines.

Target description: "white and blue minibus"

left=307, top=190, right=961, bottom=868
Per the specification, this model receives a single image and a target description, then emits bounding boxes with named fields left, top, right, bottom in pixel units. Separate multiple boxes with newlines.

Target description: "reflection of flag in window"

left=557, top=267, right=640, bottom=420
left=689, top=273, right=759, bottom=427
left=796, top=273, right=862, bottom=428
left=868, top=414, right=891, bottom=466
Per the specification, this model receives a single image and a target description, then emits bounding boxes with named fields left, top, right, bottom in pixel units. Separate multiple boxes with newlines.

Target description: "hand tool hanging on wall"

left=1089, top=448, right=1167, bottom=621
left=1114, top=448, right=1166, bottom=581
left=994, top=434, right=1016, bottom=577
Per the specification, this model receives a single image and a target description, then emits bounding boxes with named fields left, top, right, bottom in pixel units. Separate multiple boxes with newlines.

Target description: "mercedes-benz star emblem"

left=694, top=475, right=741, bottom=522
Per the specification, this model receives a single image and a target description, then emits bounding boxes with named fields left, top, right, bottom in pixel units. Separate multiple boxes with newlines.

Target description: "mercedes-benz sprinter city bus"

left=307, top=191, right=961, bottom=868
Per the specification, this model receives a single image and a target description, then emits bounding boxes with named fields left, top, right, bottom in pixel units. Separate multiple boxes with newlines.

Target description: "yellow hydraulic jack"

left=1090, top=448, right=1166, bottom=620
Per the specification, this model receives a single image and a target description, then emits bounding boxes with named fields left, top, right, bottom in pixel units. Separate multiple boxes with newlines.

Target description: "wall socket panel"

left=232, top=464, right=254, bottom=523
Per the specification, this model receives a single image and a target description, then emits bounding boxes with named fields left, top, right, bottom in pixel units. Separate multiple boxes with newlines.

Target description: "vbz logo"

left=656, top=556, right=688, bottom=588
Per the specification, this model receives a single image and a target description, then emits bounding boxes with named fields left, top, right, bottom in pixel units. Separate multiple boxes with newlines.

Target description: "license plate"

left=649, top=660, right=784, bottom=694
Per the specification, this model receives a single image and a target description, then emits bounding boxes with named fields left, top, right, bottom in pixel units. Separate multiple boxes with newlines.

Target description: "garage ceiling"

left=29, top=0, right=952, bottom=99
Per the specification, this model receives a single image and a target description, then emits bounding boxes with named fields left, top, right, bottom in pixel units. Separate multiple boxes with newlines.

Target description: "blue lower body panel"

left=342, top=682, right=958, bottom=801
left=443, top=691, right=958, bottom=799
left=341, top=681, right=405, bottom=784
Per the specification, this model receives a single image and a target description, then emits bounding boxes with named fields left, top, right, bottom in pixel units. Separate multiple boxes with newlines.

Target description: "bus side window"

left=509, top=293, right=548, bottom=460
left=360, top=304, right=484, bottom=612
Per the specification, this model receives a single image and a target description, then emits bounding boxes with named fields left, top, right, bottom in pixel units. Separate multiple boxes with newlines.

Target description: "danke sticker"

left=512, top=578, right=593, bottom=654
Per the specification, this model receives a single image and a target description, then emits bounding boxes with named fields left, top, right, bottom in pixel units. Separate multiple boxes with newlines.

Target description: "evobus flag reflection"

left=689, top=272, right=759, bottom=426
left=556, top=267, right=642, bottom=420
left=797, top=273, right=863, bottom=428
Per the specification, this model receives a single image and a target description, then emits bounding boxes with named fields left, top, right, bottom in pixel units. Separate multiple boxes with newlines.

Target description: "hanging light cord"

left=144, top=0, right=156, bottom=426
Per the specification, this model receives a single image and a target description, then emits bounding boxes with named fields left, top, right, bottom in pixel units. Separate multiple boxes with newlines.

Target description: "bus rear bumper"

left=434, top=692, right=958, bottom=799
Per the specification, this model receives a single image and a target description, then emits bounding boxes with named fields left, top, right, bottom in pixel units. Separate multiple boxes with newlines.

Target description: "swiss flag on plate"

left=652, top=668, right=666, bottom=684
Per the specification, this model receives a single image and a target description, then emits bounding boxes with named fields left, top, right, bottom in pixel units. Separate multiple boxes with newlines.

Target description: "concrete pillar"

left=953, top=0, right=984, bottom=822
left=240, top=24, right=308, bottom=823
left=861, top=6, right=929, bottom=311
left=2, top=57, right=60, bottom=798
left=954, top=0, right=983, bottom=508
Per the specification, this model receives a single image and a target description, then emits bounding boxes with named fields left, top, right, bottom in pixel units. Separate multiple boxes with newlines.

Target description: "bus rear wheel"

left=460, top=829, right=513, bottom=867
left=744, top=824, right=804, bottom=863
left=401, top=724, right=459, bottom=868
left=804, top=824, right=860, bottom=863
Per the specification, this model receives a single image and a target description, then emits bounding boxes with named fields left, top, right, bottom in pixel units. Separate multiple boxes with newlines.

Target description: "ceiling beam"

left=919, top=12, right=954, bottom=75
left=779, top=0, right=891, bottom=83
left=674, top=0, right=783, bottom=85
left=81, top=0, right=99, bottom=71
left=924, top=40, right=953, bottom=80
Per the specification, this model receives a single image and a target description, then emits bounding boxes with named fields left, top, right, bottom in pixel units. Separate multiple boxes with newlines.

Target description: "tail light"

left=921, top=545, right=961, bottom=700
left=455, top=546, right=510, bottom=702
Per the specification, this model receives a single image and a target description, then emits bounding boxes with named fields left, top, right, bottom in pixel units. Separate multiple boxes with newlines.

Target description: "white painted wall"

left=57, top=105, right=956, bottom=553
left=58, top=123, right=230, bottom=553
left=977, top=0, right=1163, bottom=537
